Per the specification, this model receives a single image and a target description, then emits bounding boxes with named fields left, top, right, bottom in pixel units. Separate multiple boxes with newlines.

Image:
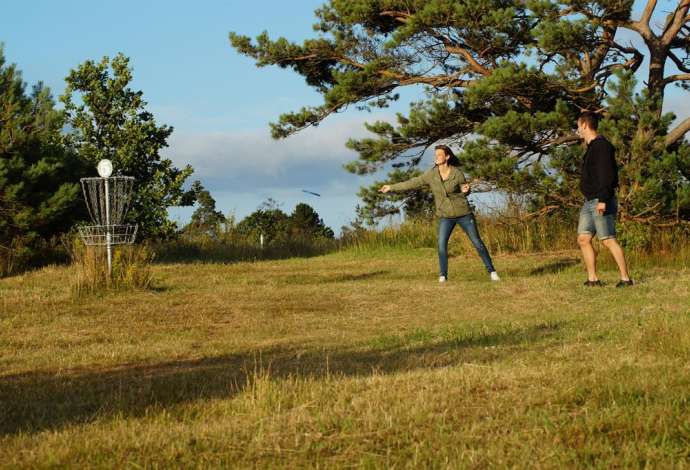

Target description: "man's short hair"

left=578, top=112, right=599, bottom=130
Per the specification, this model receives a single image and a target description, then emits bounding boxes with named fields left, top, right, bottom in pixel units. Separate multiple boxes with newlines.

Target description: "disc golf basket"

left=78, top=159, right=138, bottom=275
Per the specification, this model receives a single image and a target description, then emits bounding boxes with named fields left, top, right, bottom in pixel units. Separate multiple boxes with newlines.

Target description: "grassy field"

left=1, top=245, right=689, bottom=468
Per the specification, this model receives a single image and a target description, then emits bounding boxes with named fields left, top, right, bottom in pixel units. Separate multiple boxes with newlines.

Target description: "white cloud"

left=162, top=114, right=390, bottom=181
left=163, top=113, right=391, bottom=232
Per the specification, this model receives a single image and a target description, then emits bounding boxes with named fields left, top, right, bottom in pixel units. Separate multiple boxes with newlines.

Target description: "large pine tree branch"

left=621, top=1, right=657, bottom=42
left=611, top=42, right=645, bottom=71
left=666, top=116, right=690, bottom=146
left=543, top=133, right=580, bottom=147
left=568, top=40, right=644, bottom=99
left=661, top=0, right=690, bottom=47
left=592, top=42, right=644, bottom=86
left=334, top=55, right=474, bottom=87
left=426, top=30, right=492, bottom=77
left=583, top=4, right=658, bottom=92
left=663, top=72, right=690, bottom=84
left=269, top=46, right=477, bottom=104
left=669, top=30, right=690, bottom=48
left=668, top=50, right=690, bottom=72
left=379, top=10, right=411, bottom=23
left=444, top=45, right=492, bottom=77
left=640, top=0, right=658, bottom=29
left=586, top=24, right=618, bottom=75
left=397, top=73, right=475, bottom=87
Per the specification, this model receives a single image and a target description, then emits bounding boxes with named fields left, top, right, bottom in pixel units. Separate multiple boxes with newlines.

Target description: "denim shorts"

left=577, top=197, right=617, bottom=240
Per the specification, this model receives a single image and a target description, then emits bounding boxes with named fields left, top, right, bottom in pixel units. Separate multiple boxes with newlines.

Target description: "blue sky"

left=2, top=1, right=688, bottom=233
left=3, top=0, right=405, bottom=233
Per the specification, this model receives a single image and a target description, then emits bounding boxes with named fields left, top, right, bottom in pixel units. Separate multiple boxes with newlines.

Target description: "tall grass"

left=4, top=215, right=685, bottom=280
left=152, top=215, right=690, bottom=271
left=342, top=215, right=690, bottom=269
left=341, top=215, right=574, bottom=255
left=0, top=246, right=15, bottom=278
left=68, top=240, right=155, bottom=296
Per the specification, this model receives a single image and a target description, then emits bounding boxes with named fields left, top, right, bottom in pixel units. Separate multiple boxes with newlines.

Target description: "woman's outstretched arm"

left=379, top=174, right=427, bottom=193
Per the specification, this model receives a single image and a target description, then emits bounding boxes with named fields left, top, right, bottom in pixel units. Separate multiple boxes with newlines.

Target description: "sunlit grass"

left=1, top=244, right=689, bottom=467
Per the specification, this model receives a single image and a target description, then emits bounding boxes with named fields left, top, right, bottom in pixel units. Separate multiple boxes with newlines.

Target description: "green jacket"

left=389, top=166, right=472, bottom=218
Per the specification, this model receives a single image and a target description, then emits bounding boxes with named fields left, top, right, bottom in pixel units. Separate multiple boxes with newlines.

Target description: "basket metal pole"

left=104, top=177, right=112, bottom=275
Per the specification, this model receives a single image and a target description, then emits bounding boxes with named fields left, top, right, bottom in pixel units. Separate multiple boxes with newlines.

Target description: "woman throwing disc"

left=379, top=145, right=500, bottom=283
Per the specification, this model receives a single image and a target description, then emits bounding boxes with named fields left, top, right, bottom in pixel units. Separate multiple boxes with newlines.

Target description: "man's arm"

left=590, top=140, right=616, bottom=214
left=592, top=141, right=617, bottom=201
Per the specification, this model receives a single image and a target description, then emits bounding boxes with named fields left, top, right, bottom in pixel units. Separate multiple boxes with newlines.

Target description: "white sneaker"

left=490, top=271, right=500, bottom=281
left=439, top=275, right=447, bottom=283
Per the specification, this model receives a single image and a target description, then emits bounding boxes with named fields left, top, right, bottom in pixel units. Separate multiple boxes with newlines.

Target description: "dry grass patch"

left=1, top=248, right=689, bottom=467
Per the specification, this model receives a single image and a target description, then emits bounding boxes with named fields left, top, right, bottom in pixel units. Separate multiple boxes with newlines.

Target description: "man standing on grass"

left=576, top=112, right=633, bottom=287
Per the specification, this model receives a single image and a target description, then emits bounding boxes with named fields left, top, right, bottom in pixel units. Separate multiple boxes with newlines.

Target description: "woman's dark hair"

left=434, top=145, right=461, bottom=166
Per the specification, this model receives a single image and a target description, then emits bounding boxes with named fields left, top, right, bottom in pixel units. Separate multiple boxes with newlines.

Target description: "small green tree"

left=0, top=47, right=87, bottom=264
left=184, top=181, right=226, bottom=237
left=236, top=199, right=291, bottom=244
left=236, top=199, right=335, bottom=243
left=290, top=202, right=335, bottom=238
left=60, top=53, right=195, bottom=238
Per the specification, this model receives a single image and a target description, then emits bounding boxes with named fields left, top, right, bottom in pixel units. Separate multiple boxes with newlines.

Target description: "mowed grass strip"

left=1, top=248, right=689, bottom=468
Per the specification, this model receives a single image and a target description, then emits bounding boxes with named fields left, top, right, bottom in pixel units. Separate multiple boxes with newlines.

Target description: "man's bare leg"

left=601, top=238, right=630, bottom=281
left=577, top=234, right=598, bottom=281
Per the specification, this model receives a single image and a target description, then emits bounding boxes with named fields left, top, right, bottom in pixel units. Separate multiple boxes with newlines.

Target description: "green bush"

left=617, top=221, right=653, bottom=251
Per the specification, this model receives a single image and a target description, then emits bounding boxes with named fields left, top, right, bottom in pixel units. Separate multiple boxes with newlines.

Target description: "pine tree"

left=0, top=47, right=87, bottom=263
left=290, top=203, right=335, bottom=238
left=236, top=200, right=335, bottom=243
left=184, top=181, right=226, bottom=237
left=231, top=0, right=690, bottom=224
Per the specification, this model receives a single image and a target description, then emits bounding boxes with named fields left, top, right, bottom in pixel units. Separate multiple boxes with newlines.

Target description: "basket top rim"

left=79, top=224, right=138, bottom=229
left=80, top=176, right=135, bottom=182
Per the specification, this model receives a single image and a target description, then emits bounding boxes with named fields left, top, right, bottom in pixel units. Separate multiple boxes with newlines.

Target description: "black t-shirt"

left=580, top=135, right=618, bottom=201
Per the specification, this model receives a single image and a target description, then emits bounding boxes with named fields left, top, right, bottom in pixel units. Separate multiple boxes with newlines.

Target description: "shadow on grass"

left=0, top=321, right=565, bottom=436
left=279, top=270, right=391, bottom=285
left=527, top=258, right=580, bottom=276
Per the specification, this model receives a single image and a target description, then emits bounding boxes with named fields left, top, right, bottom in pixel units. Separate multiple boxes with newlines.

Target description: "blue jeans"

left=438, top=214, right=496, bottom=277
